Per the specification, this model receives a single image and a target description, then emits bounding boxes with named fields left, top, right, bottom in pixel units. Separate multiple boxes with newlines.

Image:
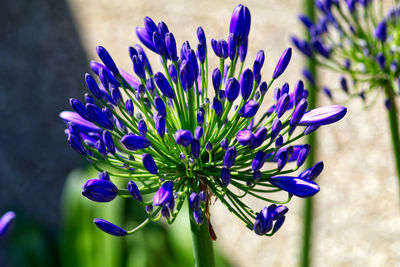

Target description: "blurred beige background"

left=66, top=0, right=400, bottom=266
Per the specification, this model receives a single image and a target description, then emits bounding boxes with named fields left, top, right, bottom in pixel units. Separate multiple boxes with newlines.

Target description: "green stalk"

left=384, top=83, right=400, bottom=192
left=301, top=1, right=317, bottom=267
left=189, top=200, right=215, bottom=267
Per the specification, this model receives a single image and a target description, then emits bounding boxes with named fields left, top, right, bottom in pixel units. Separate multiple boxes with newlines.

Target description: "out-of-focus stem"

left=300, top=0, right=317, bottom=267
left=384, top=83, right=400, bottom=194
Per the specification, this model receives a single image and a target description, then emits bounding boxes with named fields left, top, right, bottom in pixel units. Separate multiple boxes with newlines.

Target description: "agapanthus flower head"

left=292, top=1, right=400, bottom=106
left=60, top=4, right=346, bottom=238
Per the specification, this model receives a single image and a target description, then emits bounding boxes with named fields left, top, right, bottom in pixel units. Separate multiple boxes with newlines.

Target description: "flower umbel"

left=60, top=4, right=346, bottom=237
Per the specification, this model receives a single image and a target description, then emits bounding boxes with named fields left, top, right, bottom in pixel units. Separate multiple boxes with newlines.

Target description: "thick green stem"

left=384, top=84, right=400, bottom=193
left=301, top=1, right=317, bottom=267
left=189, top=201, right=215, bottom=267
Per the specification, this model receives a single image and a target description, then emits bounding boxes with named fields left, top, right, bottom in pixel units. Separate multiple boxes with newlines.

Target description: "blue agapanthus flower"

left=292, top=0, right=400, bottom=106
left=0, top=211, right=15, bottom=240
left=60, top=4, right=346, bottom=237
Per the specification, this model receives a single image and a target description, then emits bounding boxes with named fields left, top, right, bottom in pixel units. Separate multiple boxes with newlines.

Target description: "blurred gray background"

left=1, top=0, right=399, bottom=266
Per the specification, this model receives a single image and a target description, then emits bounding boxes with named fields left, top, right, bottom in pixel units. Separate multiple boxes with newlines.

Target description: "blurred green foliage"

left=6, top=168, right=231, bottom=267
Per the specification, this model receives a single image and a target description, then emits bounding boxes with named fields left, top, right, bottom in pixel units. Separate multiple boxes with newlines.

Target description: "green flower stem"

left=301, top=1, right=317, bottom=267
left=384, top=83, right=400, bottom=194
left=189, top=198, right=215, bottom=267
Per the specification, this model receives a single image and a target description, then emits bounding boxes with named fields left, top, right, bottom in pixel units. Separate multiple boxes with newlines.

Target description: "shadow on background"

left=0, top=0, right=88, bottom=265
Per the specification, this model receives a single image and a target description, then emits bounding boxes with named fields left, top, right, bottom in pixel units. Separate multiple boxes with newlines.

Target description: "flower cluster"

left=291, top=0, right=400, bottom=106
left=60, top=4, right=346, bottom=237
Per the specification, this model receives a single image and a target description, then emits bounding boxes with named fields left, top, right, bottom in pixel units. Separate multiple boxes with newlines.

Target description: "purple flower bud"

left=240, top=69, right=254, bottom=100
left=309, top=161, right=324, bottom=180
left=155, top=114, right=166, bottom=138
left=125, top=99, right=134, bottom=116
left=189, top=192, right=200, bottom=211
left=94, top=218, right=127, bottom=236
left=180, top=60, right=196, bottom=91
left=205, top=142, right=213, bottom=152
left=272, top=205, right=288, bottom=221
left=211, top=39, right=220, bottom=57
left=272, top=48, right=292, bottom=79
left=252, top=151, right=267, bottom=171
left=291, top=36, right=313, bottom=57
left=111, top=87, right=122, bottom=105
left=102, top=130, right=115, bottom=154
left=197, top=108, right=205, bottom=126
left=375, top=20, right=387, bottom=42
left=135, top=44, right=153, bottom=75
left=90, top=61, right=120, bottom=87
left=274, top=88, right=281, bottom=102
left=239, top=100, right=259, bottom=118
left=154, top=97, right=167, bottom=118
left=221, top=167, right=231, bottom=187
left=136, top=27, right=157, bottom=53
left=82, top=179, right=118, bottom=202
left=224, top=146, right=237, bottom=168
left=84, top=94, right=95, bottom=105
left=377, top=52, right=386, bottom=70
left=193, top=209, right=204, bottom=225
left=197, top=26, right=206, bottom=45
left=253, top=206, right=273, bottom=235
left=98, top=67, right=109, bottom=91
left=213, top=97, right=223, bottom=116
left=129, top=46, right=138, bottom=59
left=253, top=61, right=261, bottom=78
left=167, top=197, right=175, bottom=211
left=271, top=119, right=282, bottom=140
left=269, top=176, right=319, bottom=198
left=304, top=125, right=319, bottom=135
left=298, top=105, right=347, bottom=126
left=0, top=211, right=15, bottom=239
left=194, top=126, right=203, bottom=140
left=220, top=138, right=229, bottom=150
left=340, top=76, right=348, bottom=93
left=298, top=14, right=314, bottom=29
left=228, top=33, right=237, bottom=60
left=98, top=171, right=110, bottom=180
left=275, top=135, right=283, bottom=150
left=165, top=32, right=178, bottom=61
left=272, top=216, right=285, bottom=234
left=294, top=80, right=304, bottom=105
left=96, top=139, right=107, bottom=157
left=68, top=134, right=86, bottom=156
left=179, top=152, right=186, bottom=162
left=191, top=139, right=201, bottom=158
left=296, top=144, right=310, bottom=167
left=199, top=191, right=207, bottom=202
left=281, top=83, right=289, bottom=95
left=276, top=93, right=290, bottom=118
left=259, top=81, right=268, bottom=95
left=225, top=77, right=240, bottom=102
left=153, top=181, right=174, bottom=206
left=229, top=4, right=251, bottom=46
left=142, top=153, right=158, bottom=174
left=180, top=41, right=191, bottom=60
left=174, top=130, right=193, bottom=147
left=250, top=127, right=268, bottom=149
left=131, top=55, right=146, bottom=80
left=96, top=46, right=119, bottom=74
left=138, top=119, right=147, bottom=137
left=238, top=39, right=248, bottom=62
left=197, top=43, right=206, bottom=64
left=167, top=65, right=178, bottom=84
left=121, top=135, right=151, bottom=150
left=219, top=40, right=229, bottom=59
left=161, top=206, right=170, bottom=218
left=146, top=205, right=153, bottom=214
left=312, top=39, right=331, bottom=58
left=128, top=180, right=142, bottom=202
left=323, top=87, right=333, bottom=100
left=236, top=129, right=255, bottom=146
left=302, top=68, right=315, bottom=86
left=154, top=72, right=175, bottom=98
left=290, top=98, right=308, bottom=126
left=277, top=149, right=288, bottom=170
left=85, top=73, right=102, bottom=99
left=186, top=49, right=199, bottom=78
